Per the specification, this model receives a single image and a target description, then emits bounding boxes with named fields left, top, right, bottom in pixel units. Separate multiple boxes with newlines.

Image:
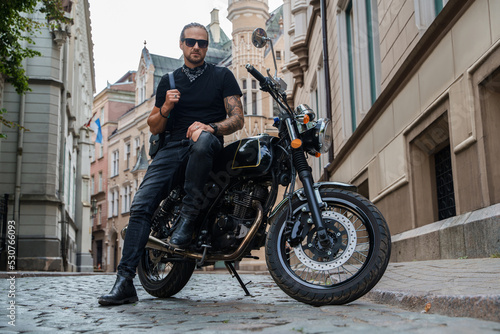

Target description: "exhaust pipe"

left=121, top=226, right=171, bottom=252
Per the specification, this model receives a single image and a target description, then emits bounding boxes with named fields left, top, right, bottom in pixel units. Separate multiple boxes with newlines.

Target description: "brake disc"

left=293, top=211, right=357, bottom=270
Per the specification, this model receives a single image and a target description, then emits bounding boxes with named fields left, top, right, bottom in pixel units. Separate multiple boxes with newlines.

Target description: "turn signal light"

left=315, top=152, right=321, bottom=158
left=303, top=114, right=310, bottom=124
left=291, top=139, right=302, bottom=149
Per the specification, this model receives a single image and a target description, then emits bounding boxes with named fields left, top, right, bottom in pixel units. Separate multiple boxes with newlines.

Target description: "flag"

left=89, top=119, right=103, bottom=144
left=84, top=111, right=97, bottom=127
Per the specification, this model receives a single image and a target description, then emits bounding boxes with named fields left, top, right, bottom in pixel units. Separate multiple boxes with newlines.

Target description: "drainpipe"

left=59, top=34, right=69, bottom=271
left=14, top=48, right=28, bottom=233
left=320, top=0, right=334, bottom=176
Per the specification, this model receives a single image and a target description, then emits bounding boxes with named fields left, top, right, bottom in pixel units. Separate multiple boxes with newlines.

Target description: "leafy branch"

left=0, top=0, right=71, bottom=138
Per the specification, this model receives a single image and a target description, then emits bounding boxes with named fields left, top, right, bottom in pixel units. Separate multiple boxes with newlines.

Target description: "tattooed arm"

left=186, top=95, right=244, bottom=140
left=217, top=95, right=244, bottom=135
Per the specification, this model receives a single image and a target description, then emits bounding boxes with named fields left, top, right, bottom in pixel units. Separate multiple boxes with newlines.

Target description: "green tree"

left=0, top=0, right=71, bottom=138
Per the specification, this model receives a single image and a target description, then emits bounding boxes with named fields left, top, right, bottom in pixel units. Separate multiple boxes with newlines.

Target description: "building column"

left=75, top=127, right=94, bottom=272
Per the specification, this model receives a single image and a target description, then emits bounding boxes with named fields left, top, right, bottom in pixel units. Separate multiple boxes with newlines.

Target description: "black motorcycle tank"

left=215, top=134, right=277, bottom=178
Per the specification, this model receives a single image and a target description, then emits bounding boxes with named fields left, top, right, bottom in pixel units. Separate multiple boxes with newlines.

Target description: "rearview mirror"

left=251, top=28, right=268, bottom=48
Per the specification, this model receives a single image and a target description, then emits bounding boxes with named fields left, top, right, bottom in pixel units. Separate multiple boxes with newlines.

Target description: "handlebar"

left=245, top=64, right=267, bottom=86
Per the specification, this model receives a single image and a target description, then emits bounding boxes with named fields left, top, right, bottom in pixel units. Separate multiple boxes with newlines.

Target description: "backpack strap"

left=168, top=71, right=175, bottom=89
left=165, top=72, right=176, bottom=127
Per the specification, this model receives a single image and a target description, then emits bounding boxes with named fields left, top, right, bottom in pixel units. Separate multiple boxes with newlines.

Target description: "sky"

left=88, top=0, right=284, bottom=94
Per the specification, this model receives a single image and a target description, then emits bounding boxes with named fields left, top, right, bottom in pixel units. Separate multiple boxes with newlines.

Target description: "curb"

left=365, top=289, right=500, bottom=323
left=0, top=271, right=116, bottom=278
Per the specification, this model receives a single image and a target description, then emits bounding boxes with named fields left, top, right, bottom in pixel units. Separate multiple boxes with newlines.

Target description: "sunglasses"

left=182, top=38, right=209, bottom=48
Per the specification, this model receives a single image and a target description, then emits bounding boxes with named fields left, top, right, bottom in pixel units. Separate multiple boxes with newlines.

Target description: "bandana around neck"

left=182, top=63, right=208, bottom=82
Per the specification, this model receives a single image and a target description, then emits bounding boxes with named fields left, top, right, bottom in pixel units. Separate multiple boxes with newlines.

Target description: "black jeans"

left=117, top=131, right=222, bottom=279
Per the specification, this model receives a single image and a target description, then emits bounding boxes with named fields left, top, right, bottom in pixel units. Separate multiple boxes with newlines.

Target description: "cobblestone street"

left=1, top=272, right=499, bottom=333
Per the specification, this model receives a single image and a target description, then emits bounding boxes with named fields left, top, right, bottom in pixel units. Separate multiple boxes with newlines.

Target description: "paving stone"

left=0, top=269, right=499, bottom=333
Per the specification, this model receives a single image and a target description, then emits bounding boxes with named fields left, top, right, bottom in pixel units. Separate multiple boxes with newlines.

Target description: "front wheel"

left=266, top=188, right=391, bottom=306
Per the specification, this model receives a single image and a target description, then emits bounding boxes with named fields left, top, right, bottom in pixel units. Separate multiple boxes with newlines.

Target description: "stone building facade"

left=0, top=0, right=95, bottom=271
left=283, top=0, right=500, bottom=260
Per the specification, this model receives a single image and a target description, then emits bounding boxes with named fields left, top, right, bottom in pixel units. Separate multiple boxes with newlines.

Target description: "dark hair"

left=180, top=23, right=209, bottom=43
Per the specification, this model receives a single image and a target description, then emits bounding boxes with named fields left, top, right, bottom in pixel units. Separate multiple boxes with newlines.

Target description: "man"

left=98, top=22, right=244, bottom=306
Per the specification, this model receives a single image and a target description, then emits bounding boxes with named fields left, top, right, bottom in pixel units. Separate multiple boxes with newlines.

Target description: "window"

left=99, top=144, right=103, bottom=158
left=407, top=108, right=453, bottom=227
left=109, top=189, right=119, bottom=217
left=242, top=79, right=247, bottom=90
left=108, top=191, right=113, bottom=218
left=90, top=175, right=94, bottom=195
left=414, top=0, right=450, bottom=31
left=434, top=145, right=456, bottom=220
left=90, top=145, right=95, bottom=162
left=97, top=205, right=102, bottom=225
left=111, top=150, right=119, bottom=177
left=114, top=189, right=119, bottom=216
left=243, top=93, right=247, bottom=115
left=122, top=184, right=132, bottom=213
left=252, top=92, right=257, bottom=115
left=252, top=80, right=257, bottom=89
left=138, top=75, right=146, bottom=103
left=125, top=142, right=131, bottom=170
left=134, top=137, right=140, bottom=158
left=276, top=51, right=281, bottom=60
left=98, top=171, right=103, bottom=192
left=338, top=0, right=381, bottom=136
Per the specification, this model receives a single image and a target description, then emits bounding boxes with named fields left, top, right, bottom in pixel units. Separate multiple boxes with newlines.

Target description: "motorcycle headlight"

left=300, top=118, right=332, bottom=155
left=316, top=118, right=332, bottom=154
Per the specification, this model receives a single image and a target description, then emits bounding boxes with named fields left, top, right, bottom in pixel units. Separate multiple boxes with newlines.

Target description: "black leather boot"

left=169, top=216, right=196, bottom=249
left=98, top=275, right=138, bottom=306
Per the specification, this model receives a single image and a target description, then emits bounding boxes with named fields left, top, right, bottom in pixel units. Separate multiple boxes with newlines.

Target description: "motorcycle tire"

left=137, top=241, right=196, bottom=298
left=266, top=188, right=391, bottom=306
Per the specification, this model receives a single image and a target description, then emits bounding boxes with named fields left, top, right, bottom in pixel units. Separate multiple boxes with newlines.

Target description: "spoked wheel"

left=266, top=188, right=391, bottom=306
left=137, top=202, right=195, bottom=298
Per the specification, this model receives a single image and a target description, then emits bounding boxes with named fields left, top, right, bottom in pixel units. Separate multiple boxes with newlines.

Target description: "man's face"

left=180, top=27, right=209, bottom=68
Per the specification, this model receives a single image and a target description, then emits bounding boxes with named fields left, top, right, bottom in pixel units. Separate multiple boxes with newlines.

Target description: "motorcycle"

left=123, top=28, right=391, bottom=306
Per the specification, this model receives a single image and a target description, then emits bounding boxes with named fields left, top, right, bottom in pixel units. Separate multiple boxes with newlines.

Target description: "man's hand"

left=164, top=89, right=181, bottom=110
left=147, top=89, right=181, bottom=135
left=186, top=121, right=214, bottom=142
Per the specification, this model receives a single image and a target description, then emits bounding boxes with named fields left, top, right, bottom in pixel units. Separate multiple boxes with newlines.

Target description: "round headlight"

left=316, top=119, right=332, bottom=153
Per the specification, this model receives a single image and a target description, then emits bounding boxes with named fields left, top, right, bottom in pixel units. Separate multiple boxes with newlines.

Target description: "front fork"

left=292, top=148, right=331, bottom=249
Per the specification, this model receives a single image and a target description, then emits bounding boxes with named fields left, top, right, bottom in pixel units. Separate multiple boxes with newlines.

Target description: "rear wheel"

left=137, top=242, right=195, bottom=298
left=266, top=188, right=391, bottom=305
left=137, top=200, right=195, bottom=298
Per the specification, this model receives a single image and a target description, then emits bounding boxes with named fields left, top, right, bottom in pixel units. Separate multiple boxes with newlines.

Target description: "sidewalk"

left=2, top=258, right=499, bottom=322
left=365, top=258, right=500, bottom=322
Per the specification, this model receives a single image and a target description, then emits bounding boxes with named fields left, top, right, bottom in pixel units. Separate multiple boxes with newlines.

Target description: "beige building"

left=90, top=71, right=135, bottom=271
left=284, top=0, right=500, bottom=260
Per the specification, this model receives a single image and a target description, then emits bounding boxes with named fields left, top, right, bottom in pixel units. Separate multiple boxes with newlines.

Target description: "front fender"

left=269, top=181, right=357, bottom=220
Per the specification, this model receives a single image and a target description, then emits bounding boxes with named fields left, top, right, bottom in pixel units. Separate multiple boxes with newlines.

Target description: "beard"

left=186, top=52, right=204, bottom=65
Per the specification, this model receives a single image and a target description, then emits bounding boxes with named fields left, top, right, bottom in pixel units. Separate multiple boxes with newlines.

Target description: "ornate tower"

left=228, top=0, right=270, bottom=77
left=228, top=0, right=270, bottom=124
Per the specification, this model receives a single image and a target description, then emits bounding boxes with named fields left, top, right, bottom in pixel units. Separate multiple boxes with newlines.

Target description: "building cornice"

left=287, top=1, right=321, bottom=94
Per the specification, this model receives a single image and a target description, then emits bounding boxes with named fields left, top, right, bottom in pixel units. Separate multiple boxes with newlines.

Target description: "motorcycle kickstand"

left=225, top=261, right=252, bottom=296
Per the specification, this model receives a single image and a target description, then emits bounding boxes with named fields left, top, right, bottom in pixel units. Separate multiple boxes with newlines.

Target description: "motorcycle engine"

left=212, top=183, right=268, bottom=251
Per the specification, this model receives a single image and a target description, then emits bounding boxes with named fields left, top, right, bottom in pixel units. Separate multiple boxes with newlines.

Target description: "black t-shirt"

left=155, top=63, right=242, bottom=141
